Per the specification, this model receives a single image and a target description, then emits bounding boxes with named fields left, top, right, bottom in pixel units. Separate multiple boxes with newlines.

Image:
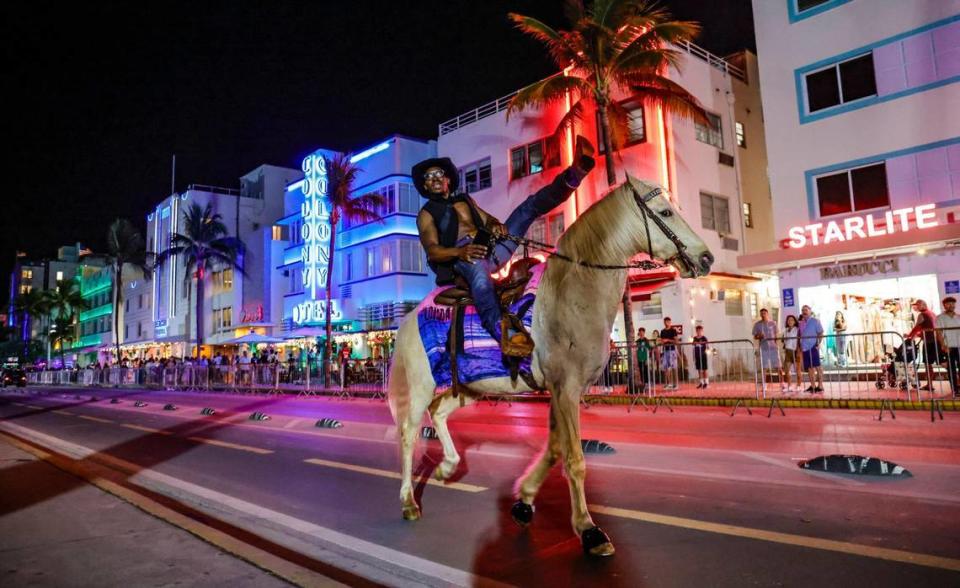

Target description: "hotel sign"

left=819, top=259, right=899, bottom=280
left=294, top=154, right=342, bottom=326
left=787, top=204, right=939, bottom=249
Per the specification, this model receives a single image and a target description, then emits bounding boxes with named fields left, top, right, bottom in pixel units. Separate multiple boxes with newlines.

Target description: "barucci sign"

left=293, top=154, right=342, bottom=326
left=787, top=204, right=939, bottom=249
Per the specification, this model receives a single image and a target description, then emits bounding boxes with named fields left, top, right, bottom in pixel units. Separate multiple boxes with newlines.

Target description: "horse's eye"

left=659, top=209, right=673, bottom=218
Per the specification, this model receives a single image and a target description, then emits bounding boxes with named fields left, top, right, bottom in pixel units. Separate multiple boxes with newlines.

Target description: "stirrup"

left=501, top=314, right=534, bottom=357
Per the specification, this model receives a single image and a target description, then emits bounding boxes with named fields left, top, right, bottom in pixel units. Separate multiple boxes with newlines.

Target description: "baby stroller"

left=876, top=340, right=919, bottom=390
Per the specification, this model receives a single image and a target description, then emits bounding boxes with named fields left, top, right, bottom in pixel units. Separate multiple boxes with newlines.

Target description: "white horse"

left=388, top=176, right=713, bottom=556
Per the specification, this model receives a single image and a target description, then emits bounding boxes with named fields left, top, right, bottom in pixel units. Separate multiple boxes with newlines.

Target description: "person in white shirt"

left=935, top=296, right=960, bottom=397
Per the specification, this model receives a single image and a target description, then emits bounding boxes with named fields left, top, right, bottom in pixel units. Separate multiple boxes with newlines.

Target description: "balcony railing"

left=438, top=40, right=745, bottom=136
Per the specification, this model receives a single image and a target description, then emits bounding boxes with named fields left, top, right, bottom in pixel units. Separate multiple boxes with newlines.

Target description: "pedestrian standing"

left=635, top=327, right=651, bottom=393
left=753, top=308, right=785, bottom=391
left=782, top=315, right=802, bottom=392
left=799, top=305, right=825, bottom=392
left=906, top=299, right=940, bottom=392
left=935, top=296, right=960, bottom=397
left=659, top=318, right=679, bottom=390
left=692, top=325, right=709, bottom=389
left=650, top=329, right=662, bottom=384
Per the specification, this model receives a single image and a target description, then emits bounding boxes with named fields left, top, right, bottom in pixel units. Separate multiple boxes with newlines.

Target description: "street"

left=1, top=387, right=958, bottom=587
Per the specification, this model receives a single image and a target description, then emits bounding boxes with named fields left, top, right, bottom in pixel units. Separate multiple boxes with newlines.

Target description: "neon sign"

left=294, top=154, right=339, bottom=325
left=787, top=204, right=939, bottom=249
left=292, top=300, right=342, bottom=325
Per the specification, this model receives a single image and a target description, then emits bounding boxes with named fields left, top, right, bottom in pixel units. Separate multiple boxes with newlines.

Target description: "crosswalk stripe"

left=303, top=457, right=487, bottom=493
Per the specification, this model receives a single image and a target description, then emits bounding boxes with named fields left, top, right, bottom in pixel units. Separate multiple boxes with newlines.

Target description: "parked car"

left=2, top=368, right=27, bottom=388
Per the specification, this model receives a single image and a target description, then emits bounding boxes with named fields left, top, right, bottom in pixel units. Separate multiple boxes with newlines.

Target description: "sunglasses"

left=423, top=170, right=446, bottom=181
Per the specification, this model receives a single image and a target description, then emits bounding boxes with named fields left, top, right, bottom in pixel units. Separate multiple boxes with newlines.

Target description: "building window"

left=343, top=252, right=353, bottom=282
left=380, top=243, right=394, bottom=274
left=815, top=162, right=889, bottom=217
left=272, top=225, right=283, bottom=240
left=548, top=213, right=565, bottom=246
left=511, top=136, right=561, bottom=180
left=749, top=292, right=759, bottom=319
left=805, top=53, right=876, bottom=113
left=124, top=324, right=129, bottom=340
left=597, top=100, right=646, bottom=152
left=527, top=218, right=546, bottom=244
left=222, top=307, right=232, bottom=328
left=700, top=193, right=731, bottom=234
left=366, top=247, right=375, bottom=278
left=137, top=322, right=142, bottom=337
left=459, top=158, right=492, bottom=193
left=735, top=122, right=746, bottom=148
left=19, top=285, right=31, bottom=294
left=397, top=182, right=421, bottom=213
left=21, top=269, right=33, bottom=279
left=742, top=202, right=753, bottom=228
left=797, top=0, right=832, bottom=11
left=695, top=112, right=723, bottom=149
left=637, top=293, right=663, bottom=318
left=138, top=294, right=144, bottom=309
left=222, top=268, right=234, bottom=289
left=56, top=271, right=64, bottom=281
left=125, top=299, right=129, bottom=312
left=724, top=289, right=743, bottom=316
left=399, top=240, right=424, bottom=272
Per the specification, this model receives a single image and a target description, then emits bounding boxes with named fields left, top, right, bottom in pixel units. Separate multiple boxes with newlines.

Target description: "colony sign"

left=787, top=204, right=939, bottom=249
left=293, top=154, right=342, bottom=326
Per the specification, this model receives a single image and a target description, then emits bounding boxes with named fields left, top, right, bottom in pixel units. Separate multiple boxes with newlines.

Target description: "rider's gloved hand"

left=574, top=135, right=596, bottom=174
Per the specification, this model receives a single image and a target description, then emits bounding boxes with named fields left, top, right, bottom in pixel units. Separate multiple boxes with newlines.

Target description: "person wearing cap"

left=414, top=136, right=596, bottom=353
left=905, top=299, right=939, bottom=392
left=935, top=296, right=960, bottom=397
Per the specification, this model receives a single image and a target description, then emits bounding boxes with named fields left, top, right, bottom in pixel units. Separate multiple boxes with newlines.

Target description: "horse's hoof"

left=581, top=526, right=615, bottom=557
left=402, top=505, right=421, bottom=521
left=510, top=500, right=535, bottom=527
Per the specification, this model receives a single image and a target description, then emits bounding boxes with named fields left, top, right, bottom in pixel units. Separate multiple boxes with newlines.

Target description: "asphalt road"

left=1, top=387, right=958, bottom=587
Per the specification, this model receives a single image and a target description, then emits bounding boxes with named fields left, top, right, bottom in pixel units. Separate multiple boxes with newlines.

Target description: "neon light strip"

left=286, top=179, right=304, bottom=193
left=563, top=65, right=578, bottom=219
left=79, top=304, right=112, bottom=322
left=657, top=105, right=670, bottom=193
left=349, top=140, right=391, bottom=164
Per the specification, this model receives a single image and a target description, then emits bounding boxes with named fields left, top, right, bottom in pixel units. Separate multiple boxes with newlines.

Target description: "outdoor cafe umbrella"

left=223, top=332, right=285, bottom=345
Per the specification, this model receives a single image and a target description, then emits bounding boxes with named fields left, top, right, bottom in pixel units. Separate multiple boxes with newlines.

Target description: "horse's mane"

left=555, top=177, right=652, bottom=267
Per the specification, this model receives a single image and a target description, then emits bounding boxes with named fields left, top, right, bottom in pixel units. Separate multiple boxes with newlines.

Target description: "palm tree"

left=42, top=280, right=87, bottom=366
left=156, top=202, right=245, bottom=359
left=13, top=289, right=49, bottom=356
left=506, top=0, right=708, bottom=388
left=105, top=218, right=151, bottom=365
left=321, top=154, right=386, bottom=386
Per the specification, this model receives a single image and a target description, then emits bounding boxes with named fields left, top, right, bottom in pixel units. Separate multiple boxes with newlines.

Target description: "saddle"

left=433, top=257, right=540, bottom=399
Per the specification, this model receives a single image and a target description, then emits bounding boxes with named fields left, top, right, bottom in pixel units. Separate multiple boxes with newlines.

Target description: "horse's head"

left=624, top=175, right=714, bottom=279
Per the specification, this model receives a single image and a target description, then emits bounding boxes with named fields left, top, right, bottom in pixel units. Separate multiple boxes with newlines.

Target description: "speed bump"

left=315, top=418, right=343, bottom=429
left=581, top=439, right=616, bottom=454
left=163, top=404, right=178, bottom=411
left=200, top=407, right=216, bottom=415
left=249, top=411, right=271, bottom=421
left=421, top=426, right=438, bottom=439
left=133, top=400, right=147, bottom=408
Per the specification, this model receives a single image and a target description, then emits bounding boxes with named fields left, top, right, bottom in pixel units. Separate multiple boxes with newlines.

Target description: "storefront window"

left=724, top=289, right=743, bottom=316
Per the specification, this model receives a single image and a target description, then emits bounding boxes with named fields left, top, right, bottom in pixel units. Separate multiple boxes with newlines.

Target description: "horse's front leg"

left=512, top=403, right=562, bottom=526
left=554, top=386, right=615, bottom=557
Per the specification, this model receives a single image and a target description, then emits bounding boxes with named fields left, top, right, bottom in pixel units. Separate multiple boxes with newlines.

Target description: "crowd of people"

left=628, top=296, right=960, bottom=397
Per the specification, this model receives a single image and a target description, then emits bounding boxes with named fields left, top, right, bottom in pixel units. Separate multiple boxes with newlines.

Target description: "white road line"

left=186, top=436, right=273, bottom=455
left=303, top=457, right=487, bottom=493
left=122, top=424, right=173, bottom=435
left=0, top=420, right=508, bottom=588
left=77, top=414, right=113, bottom=424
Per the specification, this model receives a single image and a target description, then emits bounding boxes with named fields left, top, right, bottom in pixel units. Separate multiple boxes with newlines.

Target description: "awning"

left=629, top=278, right=674, bottom=301
left=222, top=333, right=286, bottom=345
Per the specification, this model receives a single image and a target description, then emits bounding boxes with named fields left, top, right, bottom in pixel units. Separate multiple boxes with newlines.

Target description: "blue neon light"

left=349, top=140, right=391, bottom=164
left=286, top=179, right=305, bottom=193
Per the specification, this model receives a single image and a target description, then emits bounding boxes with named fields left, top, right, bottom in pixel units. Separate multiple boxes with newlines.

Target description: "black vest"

left=421, top=194, right=485, bottom=285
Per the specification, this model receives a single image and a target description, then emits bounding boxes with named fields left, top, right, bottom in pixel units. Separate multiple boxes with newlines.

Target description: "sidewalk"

left=0, top=436, right=293, bottom=587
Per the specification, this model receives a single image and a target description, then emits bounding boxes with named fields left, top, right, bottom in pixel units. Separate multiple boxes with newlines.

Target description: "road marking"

left=53, top=409, right=75, bottom=415
left=283, top=418, right=303, bottom=429
left=590, top=504, right=960, bottom=572
left=122, top=424, right=173, bottom=435
left=78, top=414, right=113, bottom=424
left=303, top=457, right=487, bottom=493
left=0, top=421, right=505, bottom=587
left=186, top=437, right=273, bottom=455
left=27, top=405, right=44, bottom=410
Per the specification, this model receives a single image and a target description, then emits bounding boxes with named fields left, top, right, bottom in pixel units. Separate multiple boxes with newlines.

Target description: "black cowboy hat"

left=411, top=157, right=459, bottom=197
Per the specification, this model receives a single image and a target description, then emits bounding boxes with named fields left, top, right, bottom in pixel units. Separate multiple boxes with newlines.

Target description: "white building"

left=437, top=44, right=776, bottom=343
left=146, top=164, right=301, bottom=358
left=741, top=0, right=960, bottom=347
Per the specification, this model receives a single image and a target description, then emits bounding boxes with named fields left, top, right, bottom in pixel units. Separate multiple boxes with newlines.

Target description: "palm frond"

left=506, top=74, right=588, bottom=119
left=562, top=0, right=585, bottom=23
left=551, top=98, right=587, bottom=142
left=623, top=72, right=709, bottom=125
left=507, top=13, right=581, bottom=69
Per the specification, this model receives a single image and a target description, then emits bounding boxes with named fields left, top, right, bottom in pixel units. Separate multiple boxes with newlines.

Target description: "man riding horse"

left=413, top=136, right=596, bottom=356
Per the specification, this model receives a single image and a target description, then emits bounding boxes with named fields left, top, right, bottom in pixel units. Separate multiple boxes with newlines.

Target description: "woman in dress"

left=782, top=314, right=802, bottom=392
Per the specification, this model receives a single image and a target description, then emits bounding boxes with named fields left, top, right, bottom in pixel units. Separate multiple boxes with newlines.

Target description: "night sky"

left=3, top=1, right=755, bottom=299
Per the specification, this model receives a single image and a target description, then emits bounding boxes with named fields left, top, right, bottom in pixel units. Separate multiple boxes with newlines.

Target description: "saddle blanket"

left=418, top=265, right=542, bottom=387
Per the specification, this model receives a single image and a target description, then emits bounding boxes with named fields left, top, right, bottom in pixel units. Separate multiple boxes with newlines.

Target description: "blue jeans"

left=453, top=167, right=581, bottom=341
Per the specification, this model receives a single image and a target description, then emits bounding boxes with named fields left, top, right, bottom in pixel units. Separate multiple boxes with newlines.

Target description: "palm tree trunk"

left=113, top=261, right=123, bottom=367
left=598, top=100, right=638, bottom=391
left=323, top=219, right=338, bottom=389
left=195, top=268, right=204, bottom=359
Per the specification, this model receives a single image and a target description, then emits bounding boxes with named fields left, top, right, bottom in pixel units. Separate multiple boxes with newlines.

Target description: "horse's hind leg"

left=428, top=391, right=474, bottom=481
left=512, top=403, right=562, bottom=526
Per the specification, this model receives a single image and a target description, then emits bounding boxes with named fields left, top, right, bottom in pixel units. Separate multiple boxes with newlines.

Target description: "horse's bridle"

left=631, top=185, right=701, bottom=277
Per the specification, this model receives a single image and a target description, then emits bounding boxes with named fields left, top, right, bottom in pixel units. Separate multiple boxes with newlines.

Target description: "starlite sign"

left=787, top=204, right=939, bottom=249
left=294, top=154, right=342, bottom=326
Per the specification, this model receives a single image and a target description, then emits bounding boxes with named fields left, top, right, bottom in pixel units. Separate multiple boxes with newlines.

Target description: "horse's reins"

left=498, top=185, right=698, bottom=274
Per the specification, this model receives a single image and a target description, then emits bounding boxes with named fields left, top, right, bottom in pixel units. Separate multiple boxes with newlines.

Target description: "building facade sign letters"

left=295, top=154, right=336, bottom=326
left=787, top=204, right=939, bottom=249
left=819, top=259, right=899, bottom=280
